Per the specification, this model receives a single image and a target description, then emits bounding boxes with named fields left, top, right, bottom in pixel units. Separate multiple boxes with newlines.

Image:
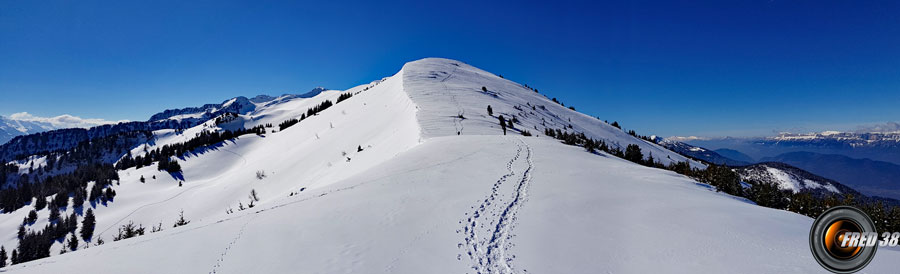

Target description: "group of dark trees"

left=281, top=94, right=354, bottom=132
left=7, top=203, right=100, bottom=265
left=113, top=221, right=145, bottom=241
left=0, top=163, right=18, bottom=188
left=15, top=209, right=81, bottom=263
left=307, top=100, right=334, bottom=117
left=336, top=92, right=353, bottom=103
left=157, top=157, right=182, bottom=173
left=116, top=125, right=266, bottom=171
left=0, top=88, right=367, bottom=267
left=214, top=112, right=239, bottom=125
left=0, top=163, right=118, bottom=213
left=278, top=118, right=300, bottom=131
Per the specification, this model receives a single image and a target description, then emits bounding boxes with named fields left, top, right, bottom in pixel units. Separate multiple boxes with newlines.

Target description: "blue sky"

left=1, top=0, right=898, bottom=137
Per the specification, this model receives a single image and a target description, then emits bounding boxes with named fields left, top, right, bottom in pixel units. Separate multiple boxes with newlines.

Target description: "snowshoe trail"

left=460, top=138, right=534, bottom=274
left=209, top=215, right=256, bottom=274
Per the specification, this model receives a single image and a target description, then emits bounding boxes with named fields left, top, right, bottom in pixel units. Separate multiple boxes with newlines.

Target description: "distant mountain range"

left=761, top=152, right=900, bottom=200
left=0, top=113, right=123, bottom=146
left=0, top=89, right=326, bottom=161
left=148, top=88, right=326, bottom=123
left=660, top=139, right=862, bottom=198
left=0, top=116, right=57, bottom=145
left=659, top=139, right=750, bottom=166
left=679, top=131, right=900, bottom=165
left=714, top=148, right=755, bottom=163
left=668, top=131, right=900, bottom=200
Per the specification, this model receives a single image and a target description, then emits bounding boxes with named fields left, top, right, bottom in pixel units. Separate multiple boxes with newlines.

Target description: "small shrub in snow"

left=173, top=210, right=190, bottom=228
left=113, top=221, right=145, bottom=241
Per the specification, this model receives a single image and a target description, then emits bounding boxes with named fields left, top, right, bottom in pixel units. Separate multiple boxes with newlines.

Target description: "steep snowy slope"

left=7, top=136, right=900, bottom=273
left=0, top=70, right=417, bottom=255
left=402, top=58, right=698, bottom=167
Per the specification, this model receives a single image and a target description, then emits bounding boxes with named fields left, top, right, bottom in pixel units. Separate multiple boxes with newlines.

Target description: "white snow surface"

left=402, top=58, right=699, bottom=168
left=4, top=58, right=896, bottom=273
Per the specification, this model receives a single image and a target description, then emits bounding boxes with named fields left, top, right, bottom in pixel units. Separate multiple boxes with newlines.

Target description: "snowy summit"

left=3, top=58, right=899, bottom=273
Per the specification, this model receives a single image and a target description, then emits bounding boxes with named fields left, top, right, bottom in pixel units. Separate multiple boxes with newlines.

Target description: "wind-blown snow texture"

left=5, top=58, right=899, bottom=273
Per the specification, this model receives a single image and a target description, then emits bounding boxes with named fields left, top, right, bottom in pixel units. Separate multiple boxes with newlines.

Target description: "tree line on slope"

left=278, top=92, right=352, bottom=132
left=478, top=84, right=900, bottom=235
left=543, top=124, right=900, bottom=235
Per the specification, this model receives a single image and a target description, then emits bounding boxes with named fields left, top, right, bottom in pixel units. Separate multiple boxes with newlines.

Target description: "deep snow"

left=3, top=58, right=895, bottom=273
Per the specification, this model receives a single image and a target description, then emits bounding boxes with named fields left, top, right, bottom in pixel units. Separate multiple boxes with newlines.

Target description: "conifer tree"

left=487, top=105, right=493, bottom=116
left=81, top=208, right=95, bottom=241
left=68, top=211, right=78, bottom=233
left=498, top=115, right=507, bottom=135
left=624, top=144, right=643, bottom=164
left=26, top=210, right=37, bottom=224
left=0, top=246, right=7, bottom=268
left=34, top=197, right=47, bottom=211
left=67, top=232, right=78, bottom=251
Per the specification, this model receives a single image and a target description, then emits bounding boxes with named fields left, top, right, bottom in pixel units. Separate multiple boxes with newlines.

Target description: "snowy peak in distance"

left=773, top=130, right=900, bottom=143
left=0, top=113, right=121, bottom=146
left=0, top=116, right=54, bottom=145
left=658, top=138, right=750, bottom=166
left=148, top=87, right=329, bottom=123
left=249, top=87, right=327, bottom=104
left=148, top=96, right=255, bottom=122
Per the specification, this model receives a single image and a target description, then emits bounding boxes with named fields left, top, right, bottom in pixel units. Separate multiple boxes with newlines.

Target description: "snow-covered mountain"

left=0, top=113, right=121, bottom=146
left=0, top=90, right=326, bottom=161
left=659, top=138, right=751, bottom=166
left=681, top=130, right=900, bottom=166
left=733, top=162, right=855, bottom=196
left=680, top=130, right=900, bottom=200
left=0, top=116, right=56, bottom=145
left=760, top=152, right=900, bottom=200
left=148, top=88, right=327, bottom=124
left=4, top=58, right=900, bottom=273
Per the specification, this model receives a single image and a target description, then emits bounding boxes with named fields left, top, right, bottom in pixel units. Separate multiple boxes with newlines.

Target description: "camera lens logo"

left=810, top=206, right=878, bottom=273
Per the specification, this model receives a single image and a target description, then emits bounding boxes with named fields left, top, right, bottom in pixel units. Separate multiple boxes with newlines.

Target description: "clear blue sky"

left=1, top=0, right=898, bottom=137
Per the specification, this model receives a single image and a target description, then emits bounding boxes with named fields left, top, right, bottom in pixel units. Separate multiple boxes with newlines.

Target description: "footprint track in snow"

left=459, top=138, right=534, bottom=274
left=209, top=215, right=256, bottom=274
